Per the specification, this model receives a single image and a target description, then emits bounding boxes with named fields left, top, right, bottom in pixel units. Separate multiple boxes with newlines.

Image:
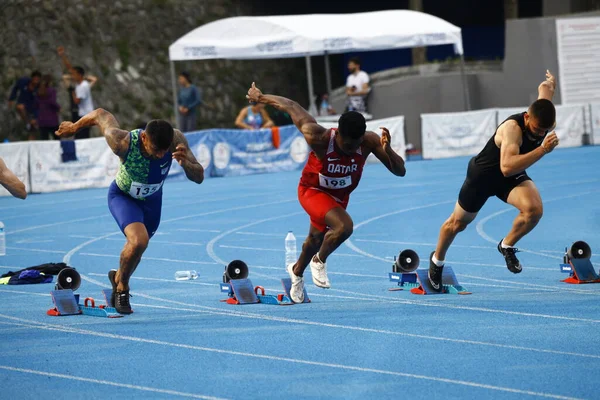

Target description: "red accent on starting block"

left=84, top=297, right=95, bottom=308
left=254, top=286, right=265, bottom=296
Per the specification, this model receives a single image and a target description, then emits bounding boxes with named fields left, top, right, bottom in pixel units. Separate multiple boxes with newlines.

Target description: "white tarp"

left=497, top=105, right=586, bottom=148
left=421, top=109, right=497, bottom=159
left=169, top=10, right=463, bottom=61
left=0, top=142, right=30, bottom=198
left=556, top=17, right=600, bottom=105
left=318, top=115, right=406, bottom=162
left=29, top=138, right=121, bottom=193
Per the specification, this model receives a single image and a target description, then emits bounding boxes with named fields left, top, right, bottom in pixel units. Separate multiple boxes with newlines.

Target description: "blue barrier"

left=167, top=125, right=309, bottom=180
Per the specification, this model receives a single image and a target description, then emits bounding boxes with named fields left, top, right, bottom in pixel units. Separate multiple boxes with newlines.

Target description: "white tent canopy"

left=169, top=10, right=464, bottom=60
left=168, top=10, right=469, bottom=124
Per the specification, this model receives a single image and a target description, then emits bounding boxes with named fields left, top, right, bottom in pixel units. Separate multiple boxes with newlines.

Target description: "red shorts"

left=298, top=185, right=347, bottom=232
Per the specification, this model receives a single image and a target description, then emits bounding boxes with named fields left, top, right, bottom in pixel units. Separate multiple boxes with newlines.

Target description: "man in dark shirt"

left=8, top=71, right=41, bottom=131
left=428, top=70, right=559, bottom=291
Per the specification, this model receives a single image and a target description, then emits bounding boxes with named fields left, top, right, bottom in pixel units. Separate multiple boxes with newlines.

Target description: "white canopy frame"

left=169, top=10, right=470, bottom=127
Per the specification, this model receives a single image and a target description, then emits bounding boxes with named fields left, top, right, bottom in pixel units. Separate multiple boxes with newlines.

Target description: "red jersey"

left=299, top=129, right=366, bottom=203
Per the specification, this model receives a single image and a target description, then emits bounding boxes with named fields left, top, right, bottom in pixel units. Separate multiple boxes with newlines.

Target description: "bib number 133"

left=130, top=182, right=163, bottom=199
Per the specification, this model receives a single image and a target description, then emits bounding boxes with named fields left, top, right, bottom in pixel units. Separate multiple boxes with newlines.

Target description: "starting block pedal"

left=47, top=289, right=123, bottom=318
left=281, top=278, right=311, bottom=303
left=389, top=266, right=471, bottom=295
left=559, top=241, right=600, bottom=284
left=221, top=278, right=259, bottom=304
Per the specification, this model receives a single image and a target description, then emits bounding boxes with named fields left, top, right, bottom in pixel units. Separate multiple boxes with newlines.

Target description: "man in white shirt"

left=58, top=46, right=95, bottom=139
left=345, top=57, right=370, bottom=113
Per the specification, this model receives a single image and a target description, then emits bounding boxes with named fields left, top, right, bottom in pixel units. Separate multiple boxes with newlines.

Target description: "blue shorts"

left=108, top=181, right=162, bottom=238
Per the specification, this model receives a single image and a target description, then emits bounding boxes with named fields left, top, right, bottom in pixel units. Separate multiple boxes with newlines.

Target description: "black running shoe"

left=115, top=291, right=133, bottom=314
left=108, top=269, right=117, bottom=308
left=497, top=240, right=523, bottom=274
left=428, top=251, right=444, bottom=293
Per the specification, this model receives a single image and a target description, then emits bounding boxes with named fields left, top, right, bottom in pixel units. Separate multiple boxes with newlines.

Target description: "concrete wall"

left=330, top=10, right=600, bottom=151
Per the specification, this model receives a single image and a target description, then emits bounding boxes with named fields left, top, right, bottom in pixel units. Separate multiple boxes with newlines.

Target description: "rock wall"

left=0, top=0, right=306, bottom=140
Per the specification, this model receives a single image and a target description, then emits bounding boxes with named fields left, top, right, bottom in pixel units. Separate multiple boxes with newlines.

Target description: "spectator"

left=36, top=75, right=61, bottom=140
left=7, top=70, right=41, bottom=133
left=57, top=46, right=95, bottom=139
left=235, top=103, right=274, bottom=130
left=62, top=73, right=98, bottom=122
left=316, top=93, right=336, bottom=116
left=345, top=57, right=370, bottom=113
left=177, top=72, right=202, bottom=132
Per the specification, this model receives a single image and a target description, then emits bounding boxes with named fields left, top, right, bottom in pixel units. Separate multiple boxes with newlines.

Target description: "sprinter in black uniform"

left=428, top=70, right=559, bottom=292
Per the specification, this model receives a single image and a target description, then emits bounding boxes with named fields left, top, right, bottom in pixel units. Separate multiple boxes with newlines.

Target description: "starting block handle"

left=84, top=297, right=95, bottom=308
left=254, top=286, right=265, bottom=296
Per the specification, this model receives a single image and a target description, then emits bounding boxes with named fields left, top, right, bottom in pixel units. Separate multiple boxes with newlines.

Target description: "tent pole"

left=324, top=52, right=332, bottom=95
left=305, top=55, right=316, bottom=115
left=170, top=60, right=179, bottom=128
left=459, top=54, right=471, bottom=111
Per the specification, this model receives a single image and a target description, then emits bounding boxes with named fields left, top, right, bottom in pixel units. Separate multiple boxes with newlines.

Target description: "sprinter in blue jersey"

left=56, top=108, right=204, bottom=314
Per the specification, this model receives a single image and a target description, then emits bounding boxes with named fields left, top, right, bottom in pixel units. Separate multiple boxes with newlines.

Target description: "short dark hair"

left=31, top=70, right=42, bottom=78
left=348, top=57, right=361, bottom=66
left=73, top=66, right=85, bottom=76
left=528, top=99, right=555, bottom=128
left=338, top=111, right=366, bottom=139
left=145, top=120, right=174, bottom=150
left=179, top=72, right=191, bottom=84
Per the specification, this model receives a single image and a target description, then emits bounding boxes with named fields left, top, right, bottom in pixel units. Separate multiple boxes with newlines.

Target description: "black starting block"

left=559, top=241, right=600, bottom=284
left=388, top=249, right=471, bottom=295
left=47, top=289, right=123, bottom=318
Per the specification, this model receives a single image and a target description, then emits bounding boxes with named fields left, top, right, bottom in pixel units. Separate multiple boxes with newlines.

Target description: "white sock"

left=501, top=239, right=514, bottom=249
left=431, top=254, right=444, bottom=267
left=314, top=253, right=324, bottom=264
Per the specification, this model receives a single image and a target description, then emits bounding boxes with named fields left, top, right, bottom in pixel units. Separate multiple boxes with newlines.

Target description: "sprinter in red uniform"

left=246, top=83, right=406, bottom=303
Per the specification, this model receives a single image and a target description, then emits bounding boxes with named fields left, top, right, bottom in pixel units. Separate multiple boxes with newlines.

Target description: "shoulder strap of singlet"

left=327, top=129, right=335, bottom=154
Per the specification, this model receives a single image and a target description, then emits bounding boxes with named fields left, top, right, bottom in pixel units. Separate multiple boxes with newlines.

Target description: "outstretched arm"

left=366, top=128, right=406, bottom=177
left=171, top=130, right=204, bottom=184
left=246, top=83, right=327, bottom=149
left=0, top=158, right=27, bottom=199
left=538, top=70, right=556, bottom=101
left=55, top=108, right=130, bottom=159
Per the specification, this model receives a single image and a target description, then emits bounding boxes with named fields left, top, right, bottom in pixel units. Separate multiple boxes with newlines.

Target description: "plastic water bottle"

left=285, top=231, right=297, bottom=267
left=0, top=222, right=5, bottom=256
left=174, top=270, right=198, bottom=281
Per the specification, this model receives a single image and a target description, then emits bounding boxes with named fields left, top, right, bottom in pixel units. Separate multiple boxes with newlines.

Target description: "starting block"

left=559, top=241, right=600, bottom=284
left=220, top=278, right=307, bottom=305
left=387, top=249, right=470, bottom=295
left=47, top=289, right=123, bottom=318
left=389, top=266, right=471, bottom=295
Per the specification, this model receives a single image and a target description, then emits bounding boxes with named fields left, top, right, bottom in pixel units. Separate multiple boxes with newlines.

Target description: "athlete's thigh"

left=505, top=180, right=542, bottom=213
left=324, top=206, right=353, bottom=231
left=451, top=201, right=478, bottom=225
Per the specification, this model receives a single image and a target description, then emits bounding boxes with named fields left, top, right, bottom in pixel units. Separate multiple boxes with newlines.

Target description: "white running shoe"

left=309, top=255, right=331, bottom=288
left=286, top=263, right=305, bottom=303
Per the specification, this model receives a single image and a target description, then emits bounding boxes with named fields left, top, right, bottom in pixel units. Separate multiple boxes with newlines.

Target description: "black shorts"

left=457, top=158, right=532, bottom=213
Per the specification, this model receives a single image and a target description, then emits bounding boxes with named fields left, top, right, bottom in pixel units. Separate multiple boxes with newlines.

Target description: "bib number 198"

left=319, top=174, right=351, bottom=189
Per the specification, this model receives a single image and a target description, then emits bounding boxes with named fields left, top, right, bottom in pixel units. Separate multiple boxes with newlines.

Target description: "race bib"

left=318, top=174, right=352, bottom=190
left=130, top=181, right=163, bottom=199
